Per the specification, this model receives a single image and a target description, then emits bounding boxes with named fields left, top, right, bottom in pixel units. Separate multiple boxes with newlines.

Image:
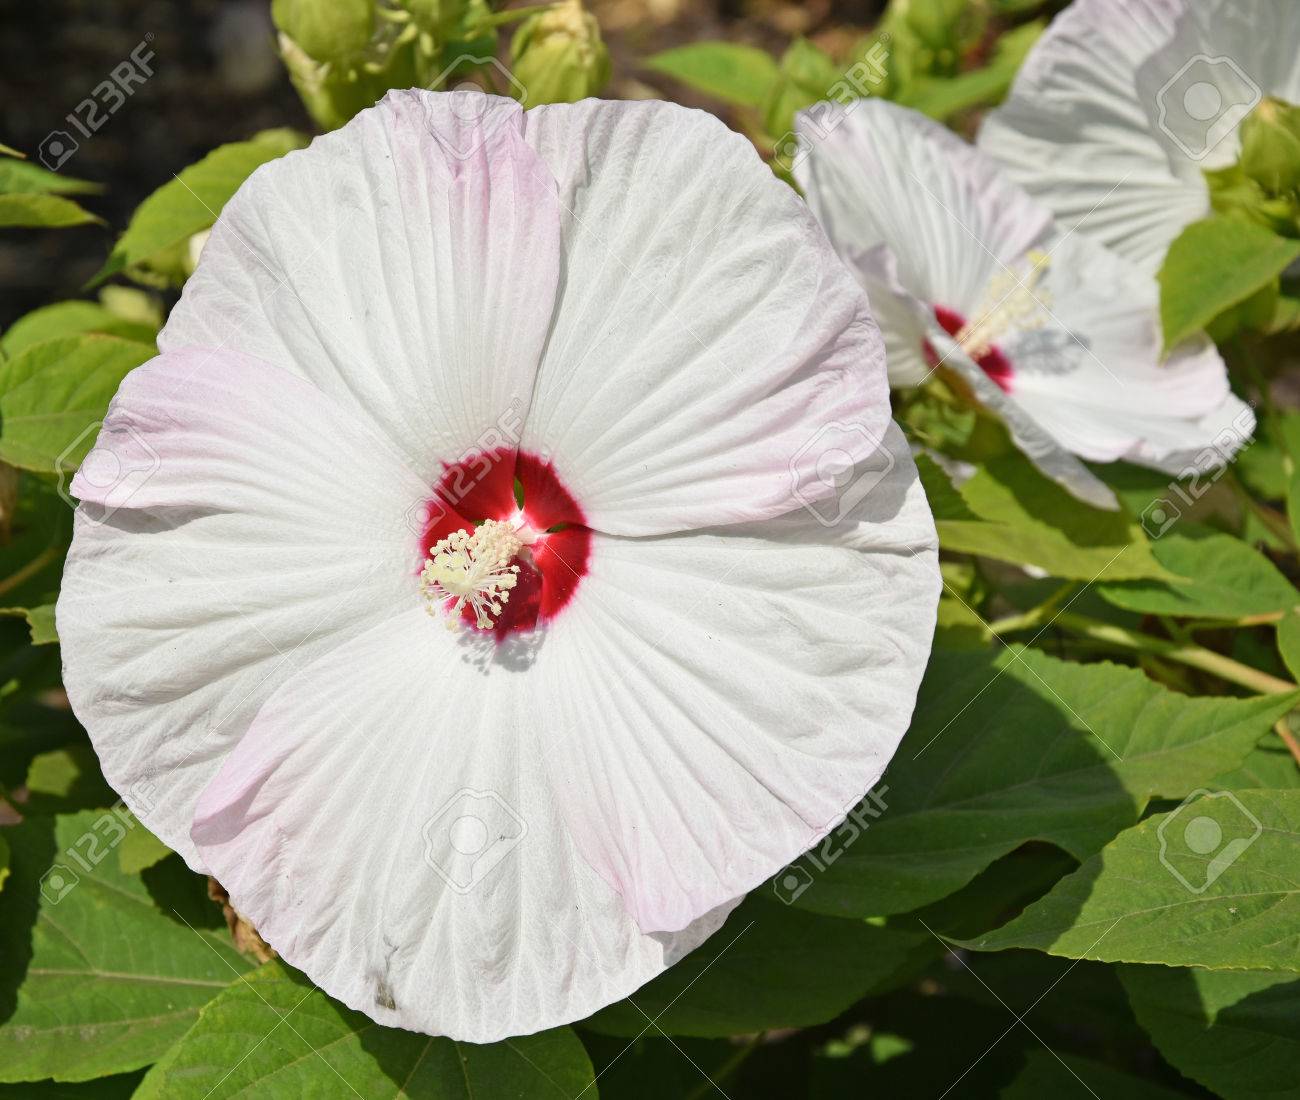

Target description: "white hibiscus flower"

left=56, top=91, right=940, bottom=1042
left=979, top=0, right=1300, bottom=275
left=794, top=99, right=1253, bottom=510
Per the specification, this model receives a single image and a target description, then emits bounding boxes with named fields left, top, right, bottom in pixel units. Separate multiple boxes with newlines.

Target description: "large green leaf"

left=0, top=194, right=100, bottom=229
left=0, top=812, right=253, bottom=1082
left=1001, top=1049, right=1189, bottom=1100
left=1121, top=965, right=1300, bottom=1100
left=95, top=129, right=306, bottom=282
left=583, top=896, right=929, bottom=1037
left=0, top=333, right=153, bottom=473
left=1098, top=526, right=1299, bottom=619
left=789, top=647, right=1296, bottom=918
left=1, top=300, right=157, bottom=357
left=933, top=453, right=1168, bottom=581
left=643, top=42, right=779, bottom=108
left=135, top=960, right=594, bottom=1099
left=1159, top=216, right=1300, bottom=350
left=965, top=790, right=1300, bottom=971
left=1214, top=737, right=1300, bottom=790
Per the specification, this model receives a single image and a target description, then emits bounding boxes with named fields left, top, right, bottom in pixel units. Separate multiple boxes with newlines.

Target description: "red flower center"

left=922, top=305, right=1015, bottom=393
left=418, top=450, right=590, bottom=639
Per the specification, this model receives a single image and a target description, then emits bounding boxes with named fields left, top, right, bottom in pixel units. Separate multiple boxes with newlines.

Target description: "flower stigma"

left=958, top=250, right=1052, bottom=358
left=420, top=519, right=523, bottom=630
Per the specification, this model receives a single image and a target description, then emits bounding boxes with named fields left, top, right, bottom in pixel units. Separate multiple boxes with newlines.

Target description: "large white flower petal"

left=159, top=90, right=561, bottom=483
left=515, top=98, right=889, bottom=536
left=796, top=99, right=1053, bottom=318
left=532, top=426, right=939, bottom=933
left=57, top=349, right=426, bottom=869
left=191, top=605, right=737, bottom=1043
left=1005, top=228, right=1254, bottom=472
left=980, top=0, right=1300, bottom=274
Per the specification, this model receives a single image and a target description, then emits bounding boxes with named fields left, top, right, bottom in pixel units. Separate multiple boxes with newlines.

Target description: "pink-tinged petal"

left=159, top=90, right=561, bottom=484
left=796, top=99, right=1054, bottom=320
left=57, top=348, right=427, bottom=869
left=532, top=425, right=939, bottom=932
left=517, top=98, right=889, bottom=536
left=191, top=605, right=738, bottom=1042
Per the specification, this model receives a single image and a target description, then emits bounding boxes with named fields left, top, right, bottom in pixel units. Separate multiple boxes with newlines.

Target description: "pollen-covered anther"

left=958, top=250, right=1053, bottom=358
left=419, top=519, right=523, bottom=630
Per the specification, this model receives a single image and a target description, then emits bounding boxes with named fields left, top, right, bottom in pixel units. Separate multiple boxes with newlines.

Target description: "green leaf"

left=938, top=453, right=1169, bottom=581
left=1122, top=964, right=1300, bottom=1100
left=0, top=159, right=99, bottom=196
left=0, top=812, right=253, bottom=1082
left=1098, top=525, right=1299, bottom=619
left=95, top=130, right=307, bottom=283
left=0, top=836, right=8, bottom=896
left=0, top=603, right=57, bottom=645
left=1, top=300, right=157, bottom=357
left=1277, top=608, right=1300, bottom=682
left=117, top=815, right=171, bottom=875
left=1214, top=737, right=1300, bottom=790
left=0, top=193, right=101, bottom=229
left=789, top=646, right=1297, bottom=918
left=583, top=896, right=930, bottom=1037
left=0, top=333, right=154, bottom=473
left=23, top=745, right=116, bottom=812
left=135, top=959, right=595, bottom=1099
left=763, top=38, right=843, bottom=138
left=1159, top=216, right=1300, bottom=350
left=644, top=42, right=779, bottom=108
left=1002, top=1049, right=1189, bottom=1100
left=965, top=789, right=1300, bottom=971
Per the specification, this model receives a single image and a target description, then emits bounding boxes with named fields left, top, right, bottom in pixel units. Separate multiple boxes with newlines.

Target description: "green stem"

left=986, top=582, right=1079, bottom=638
left=683, top=1034, right=765, bottom=1100
left=1054, top=612, right=1297, bottom=696
left=0, top=542, right=59, bottom=601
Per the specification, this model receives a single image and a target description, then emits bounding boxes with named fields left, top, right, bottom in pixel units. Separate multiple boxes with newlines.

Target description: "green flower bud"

left=1238, top=96, right=1300, bottom=196
left=510, top=0, right=611, bottom=106
left=271, top=0, right=374, bottom=63
left=903, top=0, right=970, bottom=52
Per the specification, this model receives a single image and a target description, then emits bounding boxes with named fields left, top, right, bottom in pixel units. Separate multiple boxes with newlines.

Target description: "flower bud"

left=1238, top=97, right=1300, bottom=196
left=271, top=0, right=374, bottom=63
left=510, top=0, right=611, bottom=106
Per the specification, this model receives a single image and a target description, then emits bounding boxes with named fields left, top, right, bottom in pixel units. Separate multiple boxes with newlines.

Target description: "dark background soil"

left=0, top=0, right=890, bottom=328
